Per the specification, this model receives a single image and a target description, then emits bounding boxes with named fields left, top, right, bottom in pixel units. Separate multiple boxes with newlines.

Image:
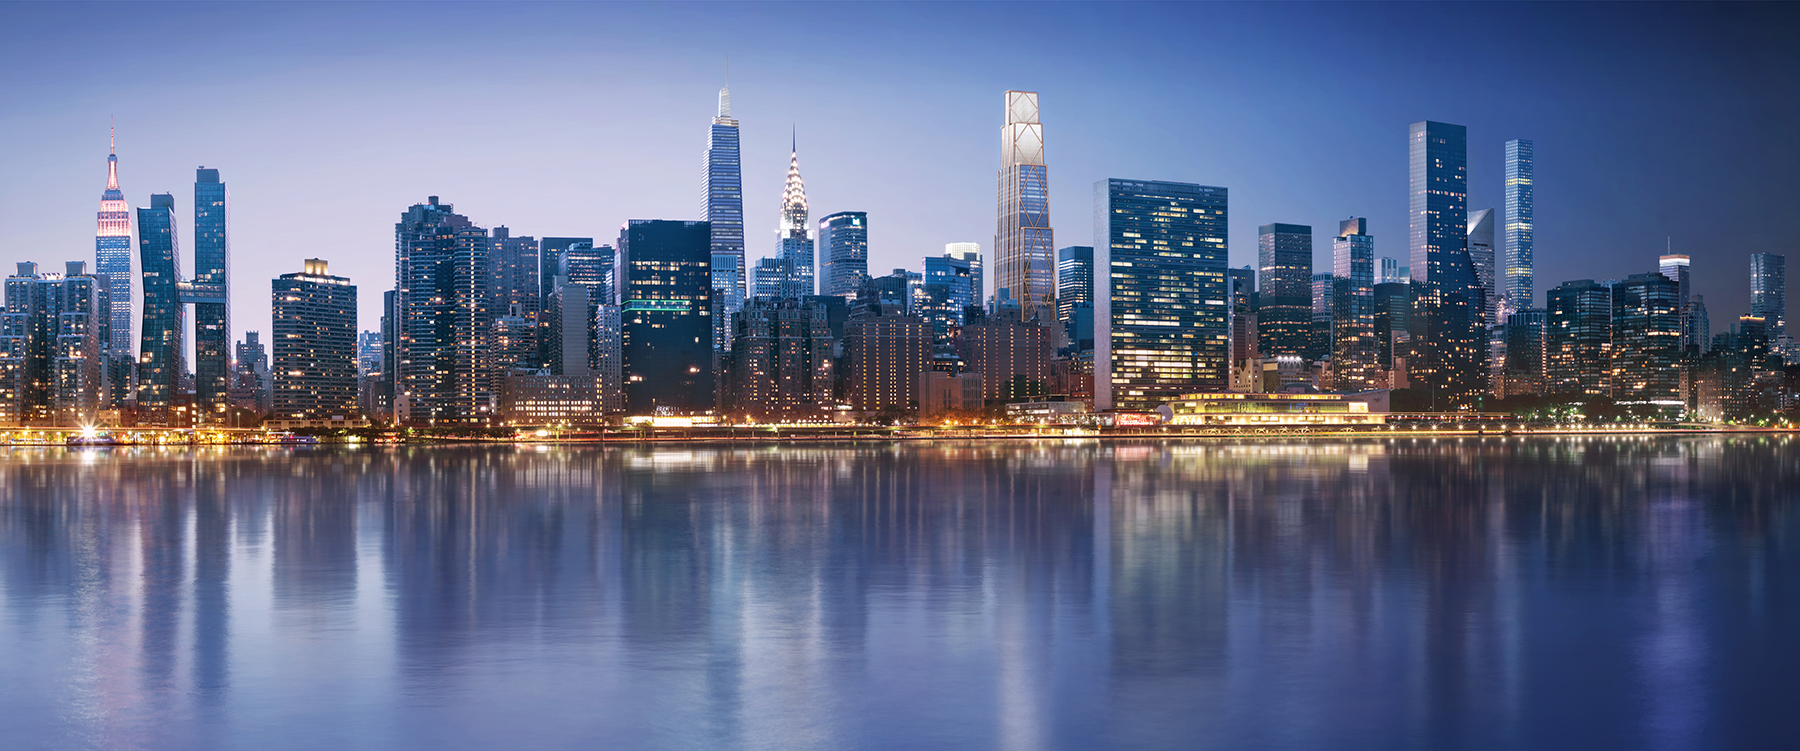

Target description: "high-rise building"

left=356, top=330, right=382, bottom=418
left=1660, top=253, right=1694, bottom=353
left=538, top=237, right=596, bottom=302
left=190, top=168, right=231, bottom=424
left=231, top=331, right=273, bottom=415
left=1751, top=252, right=1786, bottom=339
left=1610, top=272, right=1681, bottom=404
left=1311, top=273, right=1335, bottom=364
left=272, top=259, right=357, bottom=420
left=593, top=303, right=623, bottom=414
left=1373, top=281, right=1411, bottom=370
left=847, top=312, right=931, bottom=413
left=765, top=139, right=815, bottom=298
left=1502, top=139, right=1535, bottom=312
left=136, top=193, right=185, bottom=425
left=1689, top=294, right=1711, bottom=355
left=489, top=227, right=539, bottom=330
left=705, top=85, right=746, bottom=310
left=1055, top=246, right=1094, bottom=328
left=546, top=280, right=591, bottom=376
left=1332, top=218, right=1379, bottom=391
left=996, top=91, right=1054, bottom=317
left=94, top=131, right=133, bottom=409
left=726, top=297, right=835, bottom=422
left=1546, top=279, right=1611, bottom=396
left=1094, top=179, right=1228, bottom=410
left=394, top=197, right=490, bottom=425
left=819, top=211, right=869, bottom=299
left=958, top=307, right=1052, bottom=404
left=1502, top=309, right=1546, bottom=397
left=1408, top=121, right=1486, bottom=408
left=1228, top=266, right=1257, bottom=367
left=0, top=262, right=103, bottom=426
left=618, top=220, right=714, bottom=413
left=1467, top=208, right=1497, bottom=327
left=1258, top=223, right=1312, bottom=358
left=945, top=243, right=983, bottom=307
left=921, top=253, right=977, bottom=347
left=1378, top=257, right=1409, bottom=286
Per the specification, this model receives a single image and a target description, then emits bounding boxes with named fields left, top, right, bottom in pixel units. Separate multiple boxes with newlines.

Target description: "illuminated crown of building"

left=779, top=134, right=809, bottom=238
left=97, top=126, right=129, bottom=238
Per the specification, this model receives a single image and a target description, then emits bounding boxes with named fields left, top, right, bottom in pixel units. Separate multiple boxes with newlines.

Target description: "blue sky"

left=1, top=1, right=1795, bottom=342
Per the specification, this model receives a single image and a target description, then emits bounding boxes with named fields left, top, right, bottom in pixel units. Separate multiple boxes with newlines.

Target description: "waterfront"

left=2, top=437, right=1797, bottom=750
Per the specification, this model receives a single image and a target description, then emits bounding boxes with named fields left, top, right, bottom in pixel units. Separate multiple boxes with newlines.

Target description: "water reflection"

left=1, top=437, right=1796, bottom=750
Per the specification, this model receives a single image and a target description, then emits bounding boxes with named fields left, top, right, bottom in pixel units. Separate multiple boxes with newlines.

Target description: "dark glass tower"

left=1257, top=223, right=1312, bottom=358
left=819, top=211, right=869, bottom=299
left=1502, top=139, right=1534, bottom=312
left=1467, top=208, right=1496, bottom=327
left=1055, top=246, right=1093, bottom=326
left=1751, top=252, right=1785, bottom=340
left=1408, top=120, right=1486, bottom=409
left=705, top=86, right=746, bottom=311
left=394, top=197, right=489, bottom=424
left=1, top=262, right=103, bottom=426
left=136, top=193, right=185, bottom=425
left=1332, top=218, right=1379, bottom=390
left=618, top=220, right=714, bottom=413
left=1610, top=272, right=1681, bottom=404
left=272, top=259, right=358, bottom=419
left=1093, top=179, right=1228, bottom=410
left=1546, top=279, right=1611, bottom=396
left=94, top=131, right=134, bottom=408
left=190, top=168, right=230, bottom=424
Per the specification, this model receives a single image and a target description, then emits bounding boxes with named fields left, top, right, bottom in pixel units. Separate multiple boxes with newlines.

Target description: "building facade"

left=1467, top=208, right=1497, bottom=327
left=95, top=132, right=134, bottom=409
left=1546, top=279, right=1612, bottom=396
left=819, top=211, right=869, bottom=299
left=272, top=260, right=357, bottom=420
left=136, top=193, right=185, bottom=425
left=1502, top=139, right=1534, bottom=314
left=1610, top=272, right=1682, bottom=404
left=1501, top=309, right=1546, bottom=397
left=394, top=197, right=490, bottom=425
left=705, top=85, right=747, bottom=313
left=1094, top=179, right=1229, bottom=411
left=769, top=142, right=814, bottom=298
left=996, top=91, right=1055, bottom=318
left=726, top=297, right=835, bottom=423
left=1408, top=120, right=1486, bottom=409
left=618, top=220, right=714, bottom=414
left=847, top=313, right=931, bottom=413
left=1751, top=252, right=1786, bottom=340
left=1257, top=223, right=1312, bottom=358
left=1055, top=245, right=1094, bottom=332
left=0, top=262, right=103, bottom=426
left=1332, top=218, right=1379, bottom=391
left=191, top=168, right=231, bottom=425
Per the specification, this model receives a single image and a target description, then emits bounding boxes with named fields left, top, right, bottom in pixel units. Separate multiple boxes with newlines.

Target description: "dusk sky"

left=1, top=1, right=1795, bottom=344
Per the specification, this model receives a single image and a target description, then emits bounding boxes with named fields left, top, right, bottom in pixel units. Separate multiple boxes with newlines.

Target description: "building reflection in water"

left=0, top=436, right=1796, bottom=749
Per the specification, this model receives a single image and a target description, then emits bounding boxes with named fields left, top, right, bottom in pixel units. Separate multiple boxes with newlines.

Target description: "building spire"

left=779, top=134, right=808, bottom=235
left=104, top=125, right=120, bottom=192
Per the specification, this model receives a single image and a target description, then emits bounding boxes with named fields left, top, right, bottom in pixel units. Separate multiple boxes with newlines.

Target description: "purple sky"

left=2, top=1, right=1796, bottom=348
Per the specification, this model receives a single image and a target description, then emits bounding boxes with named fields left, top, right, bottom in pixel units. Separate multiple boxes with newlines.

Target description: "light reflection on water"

left=0, top=436, right=1796, bottom=750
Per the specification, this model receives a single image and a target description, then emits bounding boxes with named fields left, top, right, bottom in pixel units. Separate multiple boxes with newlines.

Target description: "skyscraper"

left=272, top=259, right=358, bottom=420
left=1408, top=120, right=1486, bottom=409
left=1467, top=208, right=1497, bottom=327
left=489, top=227, right=540, bottom=328
left=1502, top=139, right=1535, bottom=312
left=394, top=197, right=490, bottom=425
left=921, top=253, right=976, bottom=346
left=1228, top=266, right=1257, bottom=368
left=1751, top=252, right=1786, bottom=339
left=1311, top=273, right=1335, bottom=364
left=726, top=297, right=834, bottom=422
left=1610, top=272, right=1681, bottom=404
left=945, top=243, right=983, bottom=307
left=1094, top=179, right=1229, bottom=410
left=1546, top=279, right=1611, bottom=396
left=191, top=167, right=231, bottom=424
left=705, top=85, right=746, bottom=311
left=819, top=211, right=869, bottom=298
left=1055, top=246, right=1093, bottom=327
left=136, top=193, right=184, bottom=425
left=0, top=262, right=103, bottom=426
left=618, top=220, right=714, bottom=413
left=94, top=130, right=133, bottom=408
left=232, top=331, right=272, bottom=415
left=1257, top=223, right=1312, bottom=358
left=1501, top=309, right=1546, bottom=397
left=996, top=91, right=1054, bottom=318
left=1332, top=218, right=1379, bottom=391
left=767, top=139, right=814, bottom=298
left=1660, top=253, right=1694, bottom=352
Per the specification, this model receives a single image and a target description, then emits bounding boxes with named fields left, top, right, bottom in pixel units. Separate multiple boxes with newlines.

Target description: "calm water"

left=2, top=437, right=1797, bottom=750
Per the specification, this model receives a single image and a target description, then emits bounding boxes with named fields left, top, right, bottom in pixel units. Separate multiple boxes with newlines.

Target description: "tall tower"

left=996, top=91, right=1054, bottom=318
left=136, top=193, right=185, bottom=425
left=191, top=168, right=230, bottom=424
left=1408, top=120, right=1485, bottom=409
left=819, top=211, right=869, bottom=298
left=271, top=259, right=358, bottom=420
left=1502, top=139, right=1534, bottom=313
left=774, top=137, right=814, bottom=297
left=95, top=129, right=134, bottom=408
left=394, top=197, right=488, bottom=425
left=1257, top=223, right=1313, bottom=357
left=705, top=85, right=745, bottom=312
left=1332, top=218, right=1378, bottom=390
left=1467, top=208, right=1497, bottom=327
left=1751, top=252, right=1786, bottom=339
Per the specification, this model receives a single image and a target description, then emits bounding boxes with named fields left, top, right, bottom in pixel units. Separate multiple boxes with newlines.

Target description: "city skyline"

left=3, top=3, right=1794, bottom=345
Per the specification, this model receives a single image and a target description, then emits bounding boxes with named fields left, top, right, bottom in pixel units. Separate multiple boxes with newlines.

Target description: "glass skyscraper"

left=394, top=197, right=490, bottom=425
left=706, top=85, right=746, bottom=355
left=191, top=168, right=230, bottom=424
left=136, top=193, right=184, bottom=425
left=945, top=243, right=983, bottom=306
left=819, top=211, right=869, bottom=299
left=1467, top=208, right=1497, bottom=327
left=764, top=142, right=814, bottom=298
left=0, top=262, right=103, bottom=427
left=1751, top=252, right=1785, bottom=339
left=996, top=91, right=1054, bottom=318
left=1610, top=272, right=1681, bottom=404
left=1055, top=246, right=1093, bottom=327
left=1257, top=223, right=1312, bottom=358
left=1546, top=279, right=1611, bottom=396
left=618, top=220, right=714, bottom=413
left=1332, top=218, right=1378, bottom=390
left=1408, top=120, right=1486, bottom=409
left=1093, top=178, right=1228, bottom=410
left=1503, top=139, right=1535, bottom=312
left=94, top=131, right=133, bottom=408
